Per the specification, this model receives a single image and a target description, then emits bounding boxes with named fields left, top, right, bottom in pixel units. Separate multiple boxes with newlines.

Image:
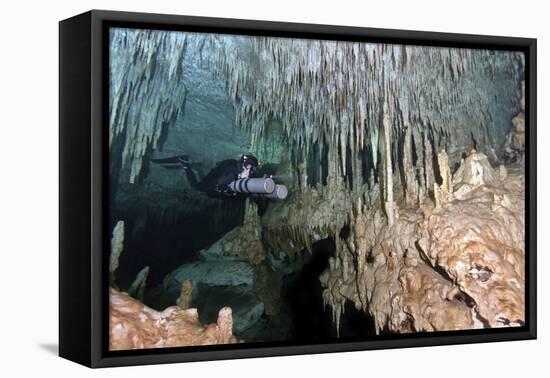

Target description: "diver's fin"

left=151, top=154, right=191, bottom=165
left=158, top=164, right=185, bottom=170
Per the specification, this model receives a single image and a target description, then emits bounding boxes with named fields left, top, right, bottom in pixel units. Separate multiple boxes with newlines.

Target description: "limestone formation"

left=109, top=288, right=237, bottom=350
left=504, top=81, right=526, bottom=161
left=382, top=107, right=396, bottom=225
left=319, top=150, right=525, bottom=334
left=434, top=149, right=453, bottom=208
left=109, top=29, right=523, bottom=186
left=220, top=199, right=266, bottom=265
left=452, top=150, right=501, bottom=199
left=253, top=263, right=282, bottom=317
left=149, top=220, right=268, bottom=335
left=177, top=280, right=194, bottom=309
left=403, top=123, right=419, bottom=208
left=109, top=29, right=189, bottom=183
left=109, top=220, right=125, bottom=288
left=504, top=80, right=526, bottom=162
left=108, top=220, right=152, bottom=302
left=128, top=266, right=150, bottom=301
left=420, top=152, right=525, bottom=327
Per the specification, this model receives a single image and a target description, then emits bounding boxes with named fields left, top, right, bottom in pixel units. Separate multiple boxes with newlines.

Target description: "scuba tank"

left=228, top=177, right=275, bottom=194
left=251, top=184, right=288, bottom=200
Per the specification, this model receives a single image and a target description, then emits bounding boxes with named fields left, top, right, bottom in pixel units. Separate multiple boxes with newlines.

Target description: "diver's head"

left=238, top=154, right=259, bottom=178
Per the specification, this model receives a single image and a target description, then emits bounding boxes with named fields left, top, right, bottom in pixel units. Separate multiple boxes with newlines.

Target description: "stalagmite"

left=253, top=263, right=282, bottom=317
left=499, top=164, right=508, bottom=181
left=219, top=199, right=266, bottom=265
left=434, top=149, right=453, bottom=208
left=351, top=198, right=373, bottom=310
left=418, top=166, right=426, bottom=205
left=504, top=80, right=526, bottom=162
left=452, top=150, right=501, bottom=200
left=109, top=220, right=125, bottom=288
left=177, top=280, right=194, bottom=309
left=423, top=128, right=435, bottom=193
left=128, top=266, right=150, bottom=301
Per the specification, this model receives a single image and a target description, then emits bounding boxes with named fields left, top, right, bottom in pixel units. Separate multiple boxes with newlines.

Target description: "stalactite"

left=403, top=122, right=419, bottom=207
left=423, top=127, right=435, bottom=195
left=382, top=103, right=396, bottom=226
left=110, top=29, right=523, bottom=191
left=109, top=29, right=191, bottom=183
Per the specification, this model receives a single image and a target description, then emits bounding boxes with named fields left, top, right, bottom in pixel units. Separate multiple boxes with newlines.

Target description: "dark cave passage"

left=285, top=238, right=336, bottom=339
left=112, top=199, right=246, bottom=288
left=284, top=238, right=376, bottom=340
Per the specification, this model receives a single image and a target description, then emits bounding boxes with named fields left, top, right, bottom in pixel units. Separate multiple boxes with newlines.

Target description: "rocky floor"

left=109, top=288, right=237, bottom=350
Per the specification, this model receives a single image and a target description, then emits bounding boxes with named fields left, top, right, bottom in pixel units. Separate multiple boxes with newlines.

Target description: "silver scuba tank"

left=252, top=184, right=288, bottom=200
left=228, top=177, right=275, bottom=194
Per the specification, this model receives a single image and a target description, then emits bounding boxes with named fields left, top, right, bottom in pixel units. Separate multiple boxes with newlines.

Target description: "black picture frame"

left=59, top=9, right=537, bottom=368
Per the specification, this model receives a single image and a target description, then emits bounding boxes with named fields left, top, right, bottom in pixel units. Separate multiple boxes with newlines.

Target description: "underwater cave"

left=107, top=27, right=527, bottom=350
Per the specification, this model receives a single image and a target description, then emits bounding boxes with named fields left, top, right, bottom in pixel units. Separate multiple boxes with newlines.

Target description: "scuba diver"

left=151, top=153, right=288, bottom=200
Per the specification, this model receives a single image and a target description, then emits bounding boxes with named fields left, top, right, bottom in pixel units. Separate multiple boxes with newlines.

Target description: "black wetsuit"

left=185, top=159, right=241, bottom=198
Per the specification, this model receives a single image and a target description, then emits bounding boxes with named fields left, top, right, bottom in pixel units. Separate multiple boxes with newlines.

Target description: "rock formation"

left=109, top=29, right=523, bottom=186
left=319, top=150, right=525, bottom=334
left=434, top=149, right=453, bottom=208
left=504, top=80, right=526, bottom=162
left=127, top=266, right=150, bottom=302
left=109, top=220, right=124, bottom=288
left=147, top=201, right=289, bottom=338
left=177, top=280, right=194, bottom=309
left=108, top=221, right=240, bottom=348
left=419, top=151, right=525, bottom=327
left=109, top=288, right=237, bottom=350
left=218, top=199, right=266, bottom=265
left=109, top=220, right=150, bottom=298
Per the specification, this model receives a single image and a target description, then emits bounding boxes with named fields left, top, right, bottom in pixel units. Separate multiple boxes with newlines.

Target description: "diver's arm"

left=194, top=159, right=238, bottom=193
left=219, top=161, right=241, bottom=187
